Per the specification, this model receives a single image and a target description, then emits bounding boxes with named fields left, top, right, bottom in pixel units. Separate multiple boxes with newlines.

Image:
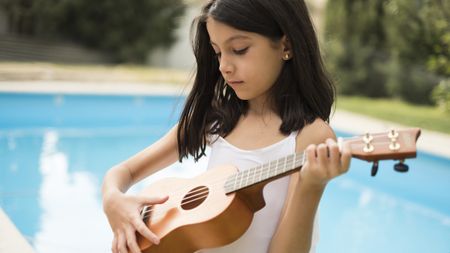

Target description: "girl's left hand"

left=300, top=138, right=351, bottom=188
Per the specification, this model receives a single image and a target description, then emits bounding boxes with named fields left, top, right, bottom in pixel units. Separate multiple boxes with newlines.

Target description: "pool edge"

left=0, top=208, right=36, bottom=253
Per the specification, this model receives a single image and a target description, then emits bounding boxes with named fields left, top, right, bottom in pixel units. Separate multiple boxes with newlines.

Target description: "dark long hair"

left=177, top=0, right=335, bottom=161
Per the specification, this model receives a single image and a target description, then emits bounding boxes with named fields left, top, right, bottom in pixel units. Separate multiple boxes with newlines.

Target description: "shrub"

left=431, top=79, right=450, bottom=113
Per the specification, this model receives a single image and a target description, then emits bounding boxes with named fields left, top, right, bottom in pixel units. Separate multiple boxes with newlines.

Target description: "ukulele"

left=137, top=128, right=421, bottom=253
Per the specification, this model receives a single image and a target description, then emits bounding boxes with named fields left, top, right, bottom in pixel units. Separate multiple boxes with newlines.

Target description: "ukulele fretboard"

left=223, top=151, right=307, bottom=193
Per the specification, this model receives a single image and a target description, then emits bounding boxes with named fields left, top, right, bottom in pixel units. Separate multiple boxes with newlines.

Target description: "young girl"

left=102, top=0, right=351, bottom=252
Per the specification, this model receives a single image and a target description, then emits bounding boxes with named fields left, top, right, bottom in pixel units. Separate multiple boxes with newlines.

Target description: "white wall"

left=147, top=3, right=201, bottom=70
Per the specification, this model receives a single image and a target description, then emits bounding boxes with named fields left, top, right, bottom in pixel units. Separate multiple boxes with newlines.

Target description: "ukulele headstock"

left=341, top=128, right=421, bottom=176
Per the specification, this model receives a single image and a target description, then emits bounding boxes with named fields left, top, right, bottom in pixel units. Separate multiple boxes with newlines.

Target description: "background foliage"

left=325, top=0, right=449, bottom=106
left=1, top=0, right=186, bottom=63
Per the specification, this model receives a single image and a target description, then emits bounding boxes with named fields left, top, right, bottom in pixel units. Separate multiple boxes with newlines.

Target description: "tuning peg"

left=394, top=160, right=409, bottom=173
left=371, top=161, right=379, bottom=177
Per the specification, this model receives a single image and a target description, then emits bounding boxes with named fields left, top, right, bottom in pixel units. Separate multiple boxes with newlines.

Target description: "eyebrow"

left=210, top=35, right=251, bottom=46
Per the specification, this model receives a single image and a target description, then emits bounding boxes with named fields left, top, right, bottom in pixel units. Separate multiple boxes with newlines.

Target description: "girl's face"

left=206, top=17, right=287, bottom=106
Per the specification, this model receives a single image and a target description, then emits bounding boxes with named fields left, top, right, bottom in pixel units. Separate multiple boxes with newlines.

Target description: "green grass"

left=0, top=62, right=191, bottom=85
left=336, top=96, right=450, bottom=134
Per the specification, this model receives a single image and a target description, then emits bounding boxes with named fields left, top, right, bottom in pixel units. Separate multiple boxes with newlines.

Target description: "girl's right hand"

left=103, top=190, right=169, bottom=253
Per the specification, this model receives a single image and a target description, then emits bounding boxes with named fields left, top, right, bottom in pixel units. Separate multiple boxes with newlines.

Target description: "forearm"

left=269, top=181, right=325, bottom=253
left=102, top=164, right=133, bottom=203
left=102, top=124, right=179, bottom=198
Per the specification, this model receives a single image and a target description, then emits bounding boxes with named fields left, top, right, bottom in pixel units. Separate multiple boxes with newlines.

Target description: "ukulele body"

left=138, top=165, right=264, bottom=253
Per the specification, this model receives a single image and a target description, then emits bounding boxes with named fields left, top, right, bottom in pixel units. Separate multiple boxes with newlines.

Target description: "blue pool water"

left=0, top=93, right=449, bottom=253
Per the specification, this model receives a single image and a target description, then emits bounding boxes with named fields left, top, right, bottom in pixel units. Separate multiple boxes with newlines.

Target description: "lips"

left=227, top=80, right=244, bottom=86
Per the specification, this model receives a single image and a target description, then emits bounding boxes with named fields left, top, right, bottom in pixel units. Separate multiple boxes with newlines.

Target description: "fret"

left=287, top=154, right=294, bottom=171
left=239, top=170, right=247, bottom=189
left=263, top=161, right=269, bottom=181
left=272, top=158, right=284, bottom=176
left=257, top=164, right=263, bottom=184
left=283, top=155, right=288, bottom=173
left=244, top=169, right=250, bottom=188
left=274, top=157, right=281, bottom=177
left=276, top=157, right=281, bottom=176
left=252, top=167, right=257, bottom=186
left=295, top=153, right=301, bottom=168
left=293, top=153, right=297, bottom=170
left=267, top=160, right=273, bottom=178
left=232, top=173, right=237, bottom=192
left=247, top=167, right=253, bottom=187
left=272, top=158, right=283, bottom=177
left=247, top=167, right=254, bottom=188
left=268, top=159, right=273, bottom=178
left=248, top=168, right=253, bottom=187
left=235, top=171, right=242, bottom=190
left=301, top=151, right=306, bottom=167
left=285, top=155, right=290, bottom=172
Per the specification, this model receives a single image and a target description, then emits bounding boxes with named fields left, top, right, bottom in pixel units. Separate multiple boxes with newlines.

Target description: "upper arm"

left=295, top=118, right=336, bottom=153
left=120, top=124, right=180, bottom=184
left=280, top=118, right=335, bottom=219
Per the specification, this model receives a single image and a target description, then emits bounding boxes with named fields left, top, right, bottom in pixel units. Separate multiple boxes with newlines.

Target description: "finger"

left=125, top=226, right=142, bottom=253
left=326, top=139, right=341, bottom=176
left=137, top=195, right=169, bottom=206
left=117, top=230, right=129, bottom=253
left=316, top=143, right=328, bottom=173
left=305, top=144, right=317, bottom=169
left=326, top=139, right=339, bottom=163
left=132, top=216, right=160, bottom=245
left=112, top=234, right=118, bottom=253
left=340, top=141, right=352, bottom=173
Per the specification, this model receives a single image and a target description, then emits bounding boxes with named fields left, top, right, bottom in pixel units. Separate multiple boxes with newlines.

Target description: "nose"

left=218, top=56, right=233, bottom=75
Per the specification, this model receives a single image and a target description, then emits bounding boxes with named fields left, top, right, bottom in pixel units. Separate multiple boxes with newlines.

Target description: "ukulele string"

left=141, top=161, right=300, bottom=221
left=140, top=152, right=308, bottom=218
left=141, top=153, right=308, bottom=220
left=140, top=154, right=305, bottom=218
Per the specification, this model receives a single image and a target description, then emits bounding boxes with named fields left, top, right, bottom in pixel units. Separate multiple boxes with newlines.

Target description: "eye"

left=233, top=47, right=249, bottom=55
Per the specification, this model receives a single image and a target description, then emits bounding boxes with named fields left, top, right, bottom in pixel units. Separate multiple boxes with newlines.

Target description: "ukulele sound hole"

left=181, top=186, right=209, bottom=210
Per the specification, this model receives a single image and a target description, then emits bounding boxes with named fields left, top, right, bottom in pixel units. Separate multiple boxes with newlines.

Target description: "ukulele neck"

left=223, top=151, right=307, bottom=194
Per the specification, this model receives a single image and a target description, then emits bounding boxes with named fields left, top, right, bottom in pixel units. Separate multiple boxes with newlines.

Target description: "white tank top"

left=197, top=131, right=319, bottom=253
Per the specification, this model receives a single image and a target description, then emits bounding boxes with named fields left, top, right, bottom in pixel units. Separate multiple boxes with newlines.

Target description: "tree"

left=1, top=0, right=186, bottom=63
left=325, top=0, right=450, bottom=104
left=325, top=0, right=390, bottom=97
left=384, top=0, right=449, bottom=104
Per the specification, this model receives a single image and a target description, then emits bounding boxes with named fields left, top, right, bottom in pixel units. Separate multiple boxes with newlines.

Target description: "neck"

left=247, top=96, right=275, bottom=116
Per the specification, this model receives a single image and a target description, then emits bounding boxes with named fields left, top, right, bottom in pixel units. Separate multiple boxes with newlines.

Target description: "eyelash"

left=233, top=47, right=249, bottom=55
left=215, top=47, right=249, bottom=58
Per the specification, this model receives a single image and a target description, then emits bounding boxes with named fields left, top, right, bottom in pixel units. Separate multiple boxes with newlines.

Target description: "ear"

left=281, top=35, right=292, bottom=60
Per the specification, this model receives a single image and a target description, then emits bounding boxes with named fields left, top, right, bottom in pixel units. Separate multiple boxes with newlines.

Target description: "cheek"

left=236, top=48, right=284, bottom=87
left=254, top=57, right=284, bottom=87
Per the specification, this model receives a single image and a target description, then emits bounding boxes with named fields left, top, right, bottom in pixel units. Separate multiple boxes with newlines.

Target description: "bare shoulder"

left=295, top=118, right=336, bottom=152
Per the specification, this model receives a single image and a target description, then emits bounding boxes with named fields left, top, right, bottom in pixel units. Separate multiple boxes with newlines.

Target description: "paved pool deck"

left=0, top=208, right=35, bottom=253
left=0, top=80, right=449, bottom=253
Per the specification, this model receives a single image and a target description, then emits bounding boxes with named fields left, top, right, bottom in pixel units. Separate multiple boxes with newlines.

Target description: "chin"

left=234, top=93, right=251, bottom=101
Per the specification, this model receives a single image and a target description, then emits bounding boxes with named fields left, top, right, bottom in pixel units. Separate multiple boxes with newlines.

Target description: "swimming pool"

left=1, top=93, right=449, bottom=253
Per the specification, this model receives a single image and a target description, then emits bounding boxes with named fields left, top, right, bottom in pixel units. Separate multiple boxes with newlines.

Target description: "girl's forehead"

left=206, top=17, right=254, bottom=44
